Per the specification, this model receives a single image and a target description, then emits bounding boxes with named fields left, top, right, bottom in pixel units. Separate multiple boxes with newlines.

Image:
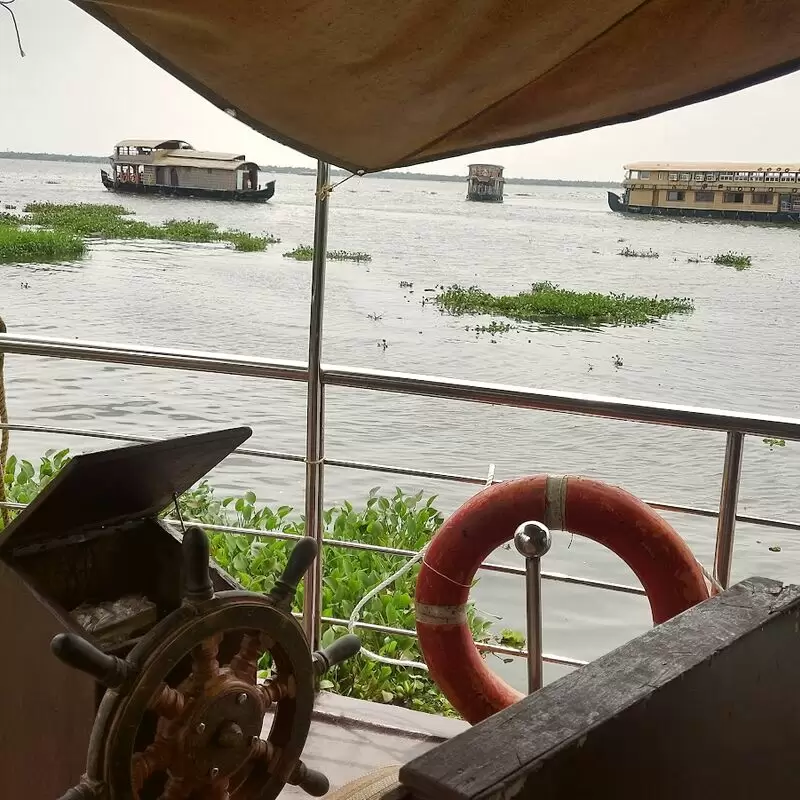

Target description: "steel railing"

left=2, top=332, right=800, bottom=671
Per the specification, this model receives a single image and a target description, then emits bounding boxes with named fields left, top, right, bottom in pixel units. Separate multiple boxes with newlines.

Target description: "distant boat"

left=608, top=161, right=800, bottom=222
left=466, top=164, right=504, bottom=202
left=100, top=139, right=275, bottom=202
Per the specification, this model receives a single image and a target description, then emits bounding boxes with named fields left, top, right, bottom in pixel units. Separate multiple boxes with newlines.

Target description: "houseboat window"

left=638, top=171, right=650, bottom=179
left=723, top=191, right=745, bottom=203
left=765, top=172, right=781, bottom=182
left=752, top=192, right=773, bottom=204
left=668, top=173, right=678, bottom=181
left=751, top=172, right=765, bottom=181
left=679, top=172, right=691, bottom=181
left=780, top=172, right=796, bottom=182
left=719, top=172, right=734, bottom=180
left=694, top=190, right=715, bottom=202
left=734, top=172, right=751, bottom=181
left=659, top=171, right=667, bottom=179
left=693, top=172, right=704, bottom=181
left=705, top=172, right=717, bottom=181
left=667, top=190, right=685, bottom=201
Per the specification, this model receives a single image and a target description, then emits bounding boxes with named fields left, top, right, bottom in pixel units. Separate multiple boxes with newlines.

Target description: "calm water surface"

left=2, top=158, right=800, bottom=690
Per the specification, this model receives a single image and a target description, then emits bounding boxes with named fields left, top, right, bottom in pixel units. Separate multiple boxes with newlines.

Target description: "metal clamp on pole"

left=514, top=520, right=552, bottom=693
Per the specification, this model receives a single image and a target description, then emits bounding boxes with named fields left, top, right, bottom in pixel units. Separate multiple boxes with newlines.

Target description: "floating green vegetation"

left=0, top=212, right=24, bottom=226
left=619, top=246, right=660, bottom=258
left=466, top=321, right=514, bottom=336
left=2, top=451, right=521, bottom=717
left=712, top=251, right=752, bottom=270
left=0, top=226, right=86, bottom=263
left=431, top=281, right=694, bottom=327
left=283, top=244, right=314, bottom=260
left=219, top=230, right=280, bottom=252
left=283, top=244, right=372, bottom=262
left=328, top=249, right=372, bottom=262
left=16, top=203, right=279, bottom=251
left=763, top=437, right=786, bottom=450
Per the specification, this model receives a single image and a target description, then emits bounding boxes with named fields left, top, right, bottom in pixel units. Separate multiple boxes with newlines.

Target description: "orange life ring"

left=414, top=475, right=710, bottom=724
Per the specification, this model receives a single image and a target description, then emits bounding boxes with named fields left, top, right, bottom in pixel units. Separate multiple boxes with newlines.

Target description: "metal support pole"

left=713, top=430, right=745, bottom=589
left=302, top=161, right=331, bottom=649
left=514, top=521, right=552, bottom=693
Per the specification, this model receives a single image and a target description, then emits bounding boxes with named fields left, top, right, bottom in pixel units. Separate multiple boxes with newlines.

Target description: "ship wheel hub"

left=171, top=674, right=267, bottom=784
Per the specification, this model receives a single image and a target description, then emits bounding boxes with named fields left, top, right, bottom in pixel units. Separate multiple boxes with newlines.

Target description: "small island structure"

left=466, top=164, right=504, bottom=202
left=608, top=161, right=800, bottom=222
left=100, top=139, right=275, bottom=202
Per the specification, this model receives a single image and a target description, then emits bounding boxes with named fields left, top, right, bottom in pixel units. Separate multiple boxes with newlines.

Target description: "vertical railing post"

left=302, top=161, right=331, bottom=650
left=514, top=521, right=552, bottom=693
left=713, top=431, right=745, bottom=589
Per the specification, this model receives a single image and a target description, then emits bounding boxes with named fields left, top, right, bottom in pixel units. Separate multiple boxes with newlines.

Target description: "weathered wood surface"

left=400, top=577, right=800, bottom=800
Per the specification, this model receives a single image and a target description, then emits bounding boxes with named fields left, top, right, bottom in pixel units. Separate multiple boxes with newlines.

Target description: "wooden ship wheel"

left=53, top=528, right=361, bottom=800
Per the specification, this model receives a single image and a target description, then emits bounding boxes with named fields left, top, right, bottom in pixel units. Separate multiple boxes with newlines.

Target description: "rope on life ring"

left=414, top=474, right=711, bottom=724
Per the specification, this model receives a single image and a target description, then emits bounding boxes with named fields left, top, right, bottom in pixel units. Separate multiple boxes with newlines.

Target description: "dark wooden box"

left=401, top=576, right=800, bottom=800
left=0, top=427, right=251, bottom=799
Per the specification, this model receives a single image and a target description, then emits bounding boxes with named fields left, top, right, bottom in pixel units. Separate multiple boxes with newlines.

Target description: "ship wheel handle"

left=51, top=632, right=131, bottom=688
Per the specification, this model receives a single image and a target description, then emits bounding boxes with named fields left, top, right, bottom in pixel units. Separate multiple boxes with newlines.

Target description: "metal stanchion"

left=514, top=521, right=552, bottom=692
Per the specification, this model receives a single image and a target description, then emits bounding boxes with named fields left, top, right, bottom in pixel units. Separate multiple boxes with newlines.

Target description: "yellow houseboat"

left=607, top=162, right=800, bottom=222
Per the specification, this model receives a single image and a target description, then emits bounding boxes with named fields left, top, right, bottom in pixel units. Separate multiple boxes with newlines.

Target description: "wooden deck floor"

left=267, top=693, right=469, bottom=797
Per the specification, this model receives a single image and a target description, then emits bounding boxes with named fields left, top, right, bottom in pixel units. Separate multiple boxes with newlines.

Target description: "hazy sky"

left=4, top=0, right=800, bottom=181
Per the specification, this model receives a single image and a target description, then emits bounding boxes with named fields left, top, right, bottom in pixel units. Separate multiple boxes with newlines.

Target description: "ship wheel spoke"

left=250, top=737, right=277, bottom=766
left=189, top=633, right=222, bottom=689
left=132, top=739, right=171, bottom=792
left=229, top=632, right=274, bottom=683
left=258, top=676, right=292, bottom=708
left=148, top=683, right=187, bottom=719
left=158, top=774, right=193, bottom=800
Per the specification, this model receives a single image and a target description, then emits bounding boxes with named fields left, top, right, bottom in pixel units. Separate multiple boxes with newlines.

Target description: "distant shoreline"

left=0, top=151, right=619, bottom=188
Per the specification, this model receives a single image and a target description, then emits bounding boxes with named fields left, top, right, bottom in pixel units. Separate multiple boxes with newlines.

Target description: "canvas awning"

left=72, top=1, right=800, bottom=174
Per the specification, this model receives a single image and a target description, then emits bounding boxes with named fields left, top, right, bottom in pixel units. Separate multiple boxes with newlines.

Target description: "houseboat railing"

left=2, top=332, right=800, bottom=673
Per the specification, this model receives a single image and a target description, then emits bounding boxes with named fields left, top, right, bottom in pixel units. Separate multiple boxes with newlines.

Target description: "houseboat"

left=608, top=162, right=800, bottom=222
left=466, top=164, right=505, bottom=202
left=100, top=139, right=275, bottom=202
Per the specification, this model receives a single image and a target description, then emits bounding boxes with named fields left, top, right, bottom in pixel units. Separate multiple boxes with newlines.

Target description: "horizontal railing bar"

left=4, top=422, right=800, bottom=534
left=318, top=615, right=588, bottom=668
left=168, top=519, right=648, bottom=594
left=4, top=333, right=800, bottom=440
left=165, top=518, right=644, bottom=594
left=323, top=364, right=800, bottom=441
left=0, top=333, right=309, bottom=382
left=0, top=423, right=488, bottom=486
left=0, top=422, right=304, bottom=464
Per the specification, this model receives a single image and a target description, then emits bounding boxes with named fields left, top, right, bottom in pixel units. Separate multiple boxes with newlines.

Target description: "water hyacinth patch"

left=430, top=282, right=694, bottom=327
left=0, top=226, right=86, bottom=263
